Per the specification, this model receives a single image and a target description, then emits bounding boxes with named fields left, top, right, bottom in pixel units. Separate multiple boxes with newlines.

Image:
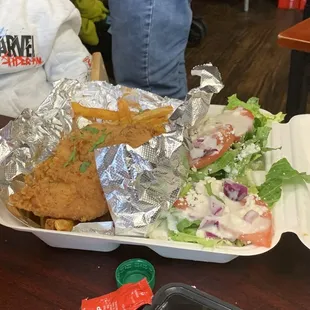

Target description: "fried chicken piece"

left=9, top=130, right=109, bottom=222
left=8, top=119, right=161, bottom=227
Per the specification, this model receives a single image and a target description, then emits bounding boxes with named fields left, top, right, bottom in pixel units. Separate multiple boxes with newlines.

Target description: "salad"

left=149, top=95, right=310, bottom=248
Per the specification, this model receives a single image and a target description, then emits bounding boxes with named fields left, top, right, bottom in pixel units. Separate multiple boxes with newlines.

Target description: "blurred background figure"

left=71, top=0, right=114, bottom=79
left=109, top=0, right=192, bottom=100
left=0, top=0, right=90, bottom=118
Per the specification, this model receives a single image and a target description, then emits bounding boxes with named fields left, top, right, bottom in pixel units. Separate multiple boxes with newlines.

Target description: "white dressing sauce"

left=182, top=178, right=271, bottom=241
left=216, top=108, right=253, bottom=137
left=189, top=108, right=254, bottom=160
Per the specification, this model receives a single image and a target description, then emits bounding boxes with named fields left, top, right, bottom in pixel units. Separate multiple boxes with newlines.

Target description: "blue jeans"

left=109, top=0, right=192, bottom=100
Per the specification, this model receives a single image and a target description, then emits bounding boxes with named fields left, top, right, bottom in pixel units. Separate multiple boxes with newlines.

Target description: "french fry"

left=152, top=116, right=170, bottom=123
left=153, top=125, right=166, bottom=135
left=45, top=218, right=75, bottom=231
left=121, top=93, right=142, bottom=110
left=132, top=106, right=173, bottom=123
left=72, top=102, right=120, bottom=121
left=44, top=218, right=56, bottom=230
left=127, top=100, right=141, bottom=110
left=54, top=219, right=74, bottom=231
left=141, top=116, right=170, bottom=128
left=117, top=98, right=132, bottom=123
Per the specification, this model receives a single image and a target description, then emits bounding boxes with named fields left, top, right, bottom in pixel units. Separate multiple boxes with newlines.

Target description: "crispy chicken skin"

left=9, top=128, right=109, bottom=222
left=8, top=120, right=164, bottom=225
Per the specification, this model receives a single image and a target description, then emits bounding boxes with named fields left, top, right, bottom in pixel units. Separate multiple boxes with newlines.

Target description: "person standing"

left=109, top=0, right=192, bottom=100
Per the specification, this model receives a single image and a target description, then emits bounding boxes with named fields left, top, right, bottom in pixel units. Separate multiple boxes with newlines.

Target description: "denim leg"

left=109, top=0, right=192, bottom=100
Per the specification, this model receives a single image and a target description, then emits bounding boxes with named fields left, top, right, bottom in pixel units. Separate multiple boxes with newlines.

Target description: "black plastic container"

left=144, top=283, right=240, bottom=310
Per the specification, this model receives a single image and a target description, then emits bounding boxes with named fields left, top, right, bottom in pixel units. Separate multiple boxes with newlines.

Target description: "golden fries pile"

left=72, top=97, right=173, bottom=135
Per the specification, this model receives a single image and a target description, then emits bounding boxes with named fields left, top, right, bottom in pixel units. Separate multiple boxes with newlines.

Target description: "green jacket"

left=72, top=0, right=109, bottom=46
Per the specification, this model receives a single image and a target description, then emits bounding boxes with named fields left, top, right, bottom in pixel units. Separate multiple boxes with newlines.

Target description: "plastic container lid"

left=115, top=258, right=155, bottom=290
left=143, top=283, right=240, bottom=310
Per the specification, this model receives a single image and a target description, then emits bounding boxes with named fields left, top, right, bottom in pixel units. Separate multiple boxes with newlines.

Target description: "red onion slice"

left=199, top=217, right=219, bottom=229
left=193, top=138, right=205, bottom=148
left=210, top=196, right=224, bottom=216
left=205, top=232, right=218, bottom=238
left=244, top=210, right=259, bottom=223
left=223, top=180, right=248, bottom=201
left=203, top=149, right=218, bottom=156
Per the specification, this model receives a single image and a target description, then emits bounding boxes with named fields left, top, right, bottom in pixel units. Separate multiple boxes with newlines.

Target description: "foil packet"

left=0, top=64, right=223, bottom=237
left=95, top=64, right=223, bottom=237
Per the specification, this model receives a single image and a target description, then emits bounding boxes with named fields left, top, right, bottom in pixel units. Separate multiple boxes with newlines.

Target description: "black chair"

left=188, top=17, right=208, bottom=48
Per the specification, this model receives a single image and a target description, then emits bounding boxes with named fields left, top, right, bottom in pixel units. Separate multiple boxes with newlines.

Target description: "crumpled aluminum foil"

left=0, top=79, right=75, bottom=182
left=95, top=64, right=224, bottom=237
left=0, top=63, right=223, bottom=237
left=96, top=128, right=188, bottom=236
left=72, top=222, right=115, bottom=236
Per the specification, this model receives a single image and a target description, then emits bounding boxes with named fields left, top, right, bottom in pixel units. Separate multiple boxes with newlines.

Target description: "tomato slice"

left=190, top=124, right=235, bottom=169
left=239, top=198, right=273, bottom=248
left=231, top=107, right=254, bottom=142
left=173, top=198, right=189, bottom=210
left=232, top=107, right=255, bottom=120
left=190, top=108, right=254, bottom=170
left=240, top=196, right=267, bottom=207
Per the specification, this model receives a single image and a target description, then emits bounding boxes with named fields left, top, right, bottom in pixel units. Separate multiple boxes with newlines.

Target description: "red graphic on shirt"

left=83, top=56, right=91, bottom=68
left=1, top=54, right=42, bottom=67
left=0, top=34, right=43, bottom=67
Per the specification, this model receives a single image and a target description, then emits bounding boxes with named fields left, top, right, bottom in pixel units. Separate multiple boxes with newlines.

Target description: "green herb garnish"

left=82, top=126, right=99, bottom=134
left=79, top=161, right=91, bottom=173
left=64, top=146, right=76, bottom=167
left=89, top=130, right=110, bottom=152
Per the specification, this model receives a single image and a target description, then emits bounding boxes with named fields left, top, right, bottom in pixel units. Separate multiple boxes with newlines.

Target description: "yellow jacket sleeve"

left=72, top=0, right=109, bottom=45
left=80, top=17, right=99, bottom=46
left=73, top=0, right=108, bottom=21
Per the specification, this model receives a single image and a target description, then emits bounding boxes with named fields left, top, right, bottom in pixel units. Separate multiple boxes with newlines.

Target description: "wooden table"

left=1, top=116, right=310, bottom=310
left=278, top=18, right=310, bottom=53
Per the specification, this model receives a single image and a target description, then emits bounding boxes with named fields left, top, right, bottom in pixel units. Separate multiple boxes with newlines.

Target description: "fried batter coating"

left=9, top=128, right=109, bottom=222
left=9, top=119, right=167, bottom=227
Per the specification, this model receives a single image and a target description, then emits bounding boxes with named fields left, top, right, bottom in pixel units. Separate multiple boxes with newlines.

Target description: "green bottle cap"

left=115, top=258, right=156, bottom=290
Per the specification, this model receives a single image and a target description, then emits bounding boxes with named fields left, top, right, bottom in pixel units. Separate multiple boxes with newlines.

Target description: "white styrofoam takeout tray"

left=1, top=105, right=310, bottom=263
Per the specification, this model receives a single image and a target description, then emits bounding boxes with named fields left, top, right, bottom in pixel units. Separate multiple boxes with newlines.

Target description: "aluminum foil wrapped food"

left=96, top=64, right=224, bottom=237
left=0, top=63, right=223, bottom=237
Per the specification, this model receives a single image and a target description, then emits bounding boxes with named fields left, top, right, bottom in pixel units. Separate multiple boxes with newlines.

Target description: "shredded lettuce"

left=264, top=111, right=286, bottom=124
left=151, top=95, right=301, bottom=248
left=189, top=95, right=285, bottom=186
left=255, top=127, right=272, bottom=148
left=258, top=158, right=310, bottom=207
left=169, top=231, right=245, bottom=247
left=205, top=182, right=224, bottom=203
left=226, top=94, right=285, bottom=125
left=177, top=219, right=201, bottom=235
left=179, top=183, right=192, bottom=197
left=190, top=149, right=238, bottom=182
left=227, top=95, right=261, bottom=116
left=190, top=95, right=284, bottom=184
left=235, top=169, right=259, bottom=194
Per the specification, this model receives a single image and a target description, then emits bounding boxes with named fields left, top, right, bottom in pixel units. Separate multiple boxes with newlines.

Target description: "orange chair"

left=278, top=0, right=310, bottom=120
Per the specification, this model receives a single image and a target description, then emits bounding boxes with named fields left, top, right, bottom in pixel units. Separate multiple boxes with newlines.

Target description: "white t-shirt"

left=0, top=0, right=91, bottom=117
